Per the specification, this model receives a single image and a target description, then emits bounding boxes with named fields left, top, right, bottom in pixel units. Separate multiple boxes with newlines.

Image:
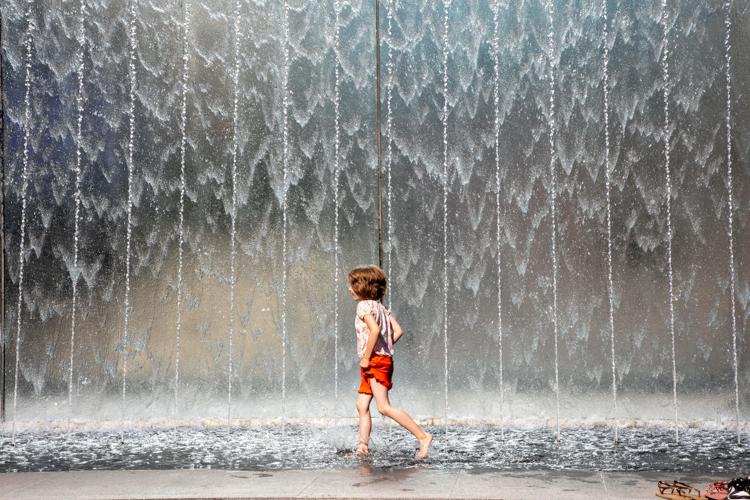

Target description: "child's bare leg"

left=370, top=378, right=432, bottom=458
left=355, top=393, right=373, bottom=454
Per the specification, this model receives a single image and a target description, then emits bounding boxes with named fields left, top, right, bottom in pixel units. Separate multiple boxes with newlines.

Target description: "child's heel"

left=354, top=440, right=369, bottom=456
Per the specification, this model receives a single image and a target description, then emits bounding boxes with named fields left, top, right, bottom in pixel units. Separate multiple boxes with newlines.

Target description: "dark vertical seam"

left=0, top=2, right=6, bottom=422
left=375, top=0, right=383, bottom=268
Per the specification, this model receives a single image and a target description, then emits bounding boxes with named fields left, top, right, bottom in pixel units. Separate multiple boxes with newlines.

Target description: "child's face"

left=347, top=284, right=359, bottom=301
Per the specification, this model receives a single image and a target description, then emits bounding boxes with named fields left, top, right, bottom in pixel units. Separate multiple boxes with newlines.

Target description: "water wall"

left=1, top=0, right=749, bottom=428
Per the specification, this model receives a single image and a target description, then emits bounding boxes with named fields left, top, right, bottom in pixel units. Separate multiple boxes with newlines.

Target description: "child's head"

left=347, top=265, right=387, bottom=301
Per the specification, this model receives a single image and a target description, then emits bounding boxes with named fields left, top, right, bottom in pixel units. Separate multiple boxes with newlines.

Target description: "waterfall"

left=68, top=0, right=87, bottom=416
left=333, top=0, right=341, bottom=403
left=121, top=0, right=137, bottom=417
left=442, top=0, right=451, bottom=436
left=385, top=0, right=394, bottom=309
left=601, top=0, right=618, bottom=445
left=492, top=0, right=504, bottom=440
left=0, top=0, right=746, bottom=444
left=281, top=0, right=290, bottom=436
left=227, top=0, right=241, bottom=430
left=174, top=0, right=191, bottom=414
left=11, top=0, right=34, bottom=446
left=723, top=0, right=740, bottom=446
left=660, top=0, right=679, bottom=444
left=545, top=0, right=560, bottom=441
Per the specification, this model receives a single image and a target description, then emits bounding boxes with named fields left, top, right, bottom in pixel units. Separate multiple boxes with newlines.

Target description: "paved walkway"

left=0, top=468, right=719, bottom=499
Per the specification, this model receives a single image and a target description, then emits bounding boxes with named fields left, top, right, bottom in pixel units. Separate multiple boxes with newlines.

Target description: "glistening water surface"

left=1, top=424, right=747, bottom=473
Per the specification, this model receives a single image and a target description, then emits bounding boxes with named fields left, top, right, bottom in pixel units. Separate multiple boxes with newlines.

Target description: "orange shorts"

left=358, top=354, right=394, bottom=394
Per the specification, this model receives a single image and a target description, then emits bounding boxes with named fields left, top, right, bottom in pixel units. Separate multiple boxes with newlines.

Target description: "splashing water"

left=122, top=0, right=137, bottom=422
left=492, top=0, right=504, bottom=441
left=601, top=0, right=617, bottom=445
left=2, top=0, right=746, bottom=453
left=12, top=1, right=34, bottom=447
left=175, top=0, right=191, bottom=415
left=723, top=0, right=740, bottom=446
left=660, top=0, right=678, bottom=444
left=386, top=0, right=394, bottom=310
left=68, top=0, right=86, bottom=418
left=442, top=0, right=450, bottom=438
left=281, top=0, right=290, bottom=438
left=227, top=0, right=241, bottom=430
left=333, top=0, right=340, bottom=403
left=384, top=0, right=397, bottom=442
left=545, top=0, right=560, bottom=442
left=4, top=424, right=749, bottom=473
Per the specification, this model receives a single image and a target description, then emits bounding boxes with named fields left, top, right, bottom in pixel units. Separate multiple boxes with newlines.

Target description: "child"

left=347, top=264, right=432, bottom=459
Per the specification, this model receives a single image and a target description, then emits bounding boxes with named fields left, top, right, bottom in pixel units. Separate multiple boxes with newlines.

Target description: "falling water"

left=122, top=0, right=137, bottom=415
left=545, top=0, right=560, bottom=441
left=442, top=0, right=450, bottom=436
left=492, top=0, right=504, bottom=440
left=4, top=0, right=748, bottom=449
left=68, top=0, right=86, bottom=414
left=281, top=0, right=290, bottom=436
left=175, top=0, right=191, bottom=414
left=11, top=1, right=34, bottom=446
left=723, top=0, right=740, bottom=446
left=385, top=0, right=394, bottom=309
left=227, top=0, right=241, bottom=430
left=333, top=0, right=340, bottom=403
left=660, top=0, right=678, bottom=444
left=601, top=0, right=618, bottom=445
left=384, top=0, right=396, bottom=441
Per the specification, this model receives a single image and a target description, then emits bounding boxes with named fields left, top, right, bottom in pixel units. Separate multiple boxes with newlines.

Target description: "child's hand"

left=359, top=357, right=369, bottom=369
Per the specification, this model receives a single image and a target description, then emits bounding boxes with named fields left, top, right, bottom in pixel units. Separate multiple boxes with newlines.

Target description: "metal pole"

left=375, top=0, right=383, bottom=269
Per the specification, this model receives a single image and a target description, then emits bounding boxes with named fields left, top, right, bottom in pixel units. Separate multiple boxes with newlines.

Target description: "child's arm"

left=360, top=313, right=380, bottom=367
left=390, top=314, right=404, bottom=344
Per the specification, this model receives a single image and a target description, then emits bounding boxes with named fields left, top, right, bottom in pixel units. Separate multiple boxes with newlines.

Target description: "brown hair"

left=347, top=265, right=387, bottom=301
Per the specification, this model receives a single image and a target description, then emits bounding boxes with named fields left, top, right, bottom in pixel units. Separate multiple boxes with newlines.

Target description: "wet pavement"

left=0, top=467, right=729, bottom=499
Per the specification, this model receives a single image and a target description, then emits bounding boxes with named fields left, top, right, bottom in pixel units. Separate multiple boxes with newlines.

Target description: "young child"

left=347, top=264, right=432, bottom=459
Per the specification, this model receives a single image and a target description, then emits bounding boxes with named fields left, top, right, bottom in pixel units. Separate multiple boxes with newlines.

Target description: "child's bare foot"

left=354, top=441, right=369, bottom=456
left=416, top=432, right=432, bottom=460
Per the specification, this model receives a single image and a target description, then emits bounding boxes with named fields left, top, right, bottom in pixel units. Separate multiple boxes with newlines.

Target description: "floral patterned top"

left=355, top=299, right=394, bottom=359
